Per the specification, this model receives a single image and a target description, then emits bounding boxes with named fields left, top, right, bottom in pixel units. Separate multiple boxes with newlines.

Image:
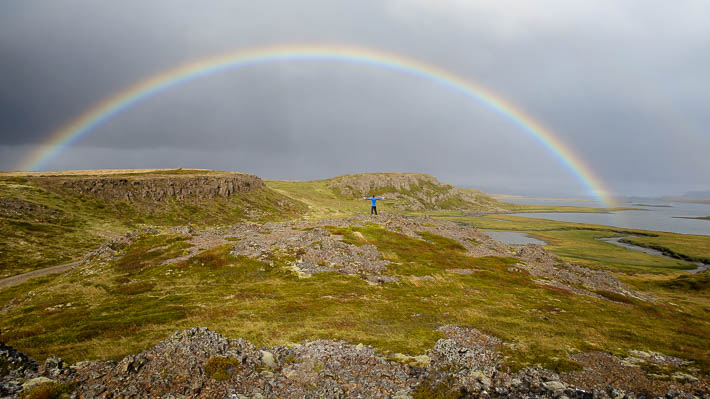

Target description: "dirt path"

left=0, top=260, right=82, bottom=290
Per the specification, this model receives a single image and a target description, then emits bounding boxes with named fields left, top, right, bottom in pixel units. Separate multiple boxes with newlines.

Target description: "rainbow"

left=18, top=44, right=612, bottom=204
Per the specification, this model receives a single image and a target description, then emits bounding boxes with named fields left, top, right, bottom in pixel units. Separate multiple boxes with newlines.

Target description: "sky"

left=1, top=1, right=709, bottom=198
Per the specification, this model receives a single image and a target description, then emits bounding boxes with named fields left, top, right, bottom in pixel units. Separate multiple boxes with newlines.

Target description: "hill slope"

left=268, top=172, right=507, bottom=218
left=3, top=170, right=508, bottom=278
left=0, top=169, right=306, bottom=278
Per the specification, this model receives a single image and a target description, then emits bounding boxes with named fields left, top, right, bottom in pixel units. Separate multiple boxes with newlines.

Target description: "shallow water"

left=482, top=231, right=546, bottom=245
left=599, top=237, right=709, bottom=273
left=506, top=199, right=710, bottom=236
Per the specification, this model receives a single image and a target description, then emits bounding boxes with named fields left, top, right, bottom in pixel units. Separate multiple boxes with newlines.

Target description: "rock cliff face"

left=42, top=173, right=265, bottom=202
left=330, top=173, right=448, bottom=197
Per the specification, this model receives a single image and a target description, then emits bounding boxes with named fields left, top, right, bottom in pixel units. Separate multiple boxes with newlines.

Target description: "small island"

left=673, top=216, right=710, bottom=221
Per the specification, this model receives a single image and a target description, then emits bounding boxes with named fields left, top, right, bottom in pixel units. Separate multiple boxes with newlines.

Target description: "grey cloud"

left=1, top=0, right=709, bottom=197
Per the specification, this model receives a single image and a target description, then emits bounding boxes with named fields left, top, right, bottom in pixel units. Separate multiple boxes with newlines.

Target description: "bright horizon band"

left=18, top=44, right=613, bottom=205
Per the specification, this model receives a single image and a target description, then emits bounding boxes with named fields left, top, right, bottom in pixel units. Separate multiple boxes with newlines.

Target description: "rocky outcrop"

left=228, top=223, right=394, bottom=282
left=0, top=197, right=68, bottom=224
left=329, top=173, right=448, bottom=197
left=0, top=342, right=38, bottom=396
left=327, top=173, right=506, bottom=211
left=43, top=173, right=265, bottom=202
left=146, top=213, right=643, bottom=298
left=4, top=328, right=707, bottom=398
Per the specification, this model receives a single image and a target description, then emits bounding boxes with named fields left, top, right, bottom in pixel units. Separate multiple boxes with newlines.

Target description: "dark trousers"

left=371, top=206, right=377, bottom=215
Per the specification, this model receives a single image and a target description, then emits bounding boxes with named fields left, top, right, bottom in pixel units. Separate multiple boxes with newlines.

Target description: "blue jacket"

left=365, top=197, right=382, bottom=206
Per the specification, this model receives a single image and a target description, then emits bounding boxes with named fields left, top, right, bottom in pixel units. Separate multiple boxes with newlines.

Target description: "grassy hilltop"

left=1, top=169, right=710, bottom=396
left=267, top=172, right=509, bottom=218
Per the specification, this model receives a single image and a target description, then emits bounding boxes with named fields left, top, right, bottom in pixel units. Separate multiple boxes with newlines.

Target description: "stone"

left=543, top=380, right=566, bottom=393
left=671, top=372, right=698, bottom=383
left=608, top=387, right=625, bottom=399
left=392, top=389, right=412, bottom=399
left=21, top=376, right=54, bottom=391
left=261, top=350, right=278, bottom=369
left=42, top=356, right=64, bottom=372
left=471, top=370, right=492, bottom=390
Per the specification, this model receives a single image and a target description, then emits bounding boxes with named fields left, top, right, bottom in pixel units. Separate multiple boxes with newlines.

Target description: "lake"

left=482, top=231, right=547, bottom=245
left=504, top=199, right=710, bottom=236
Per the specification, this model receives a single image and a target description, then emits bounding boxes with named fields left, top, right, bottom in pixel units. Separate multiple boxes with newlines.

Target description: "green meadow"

left=1, top=171, right=709, bottom=379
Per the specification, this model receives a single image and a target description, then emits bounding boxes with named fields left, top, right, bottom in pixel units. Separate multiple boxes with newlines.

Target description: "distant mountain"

left=681, top=190, right=710, bottom=200
left=625, top=189, right=710, bottom=205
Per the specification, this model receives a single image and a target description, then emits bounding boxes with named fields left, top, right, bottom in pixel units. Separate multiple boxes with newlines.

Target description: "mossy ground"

left=2, top=174, right=709, bottom=381
left=205, top=356, right=241, bottom=381
left=266, top=179, right=399, bottom=219
left=2, top=224, right=709, bottom=376
left=19, top=381, right=76, bottom=399
left=0, top=174, right=306, bottom=278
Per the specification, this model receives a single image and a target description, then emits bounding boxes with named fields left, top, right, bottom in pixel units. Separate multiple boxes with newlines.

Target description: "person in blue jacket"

left=363, top=196, right=383, bottom=215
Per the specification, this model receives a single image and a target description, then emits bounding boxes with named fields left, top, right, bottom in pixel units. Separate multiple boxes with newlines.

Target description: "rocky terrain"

left=132, top=214, right=644, bottom=301
left=327, top=173, right=507, bottom=211
left=38, top=172, right=265, bottom=202
left=2, top=327, right=707, bottom=398
left=1, top=216, right=707, bottom=397
left=77, top=214, right=643, bottom=301
left=0, top=197, right=69, bottom=224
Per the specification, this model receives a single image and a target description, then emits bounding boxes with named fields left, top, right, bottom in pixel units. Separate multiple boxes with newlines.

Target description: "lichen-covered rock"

left=229, top=223, right=393, bottom=281
left=0, top=342, right=38, bottom=396
left=224, top=214, right=643, bottom=300
left=3, top=328, right=708, bottom=398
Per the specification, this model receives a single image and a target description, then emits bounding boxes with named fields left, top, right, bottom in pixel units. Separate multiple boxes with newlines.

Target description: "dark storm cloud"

left=1, top=0, right=709, bottom=197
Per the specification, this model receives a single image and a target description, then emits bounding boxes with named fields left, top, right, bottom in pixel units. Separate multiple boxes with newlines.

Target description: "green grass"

left=2, top=226, right=709, bottom=376
left=621, top=235, right=710, bottom=265
left=0, top=176, right=307, bottom=278
left=112, top=234, right=191, bottom=274
left=266, top=179, right=396, bottom=218
left=2, top=172, right=710, bottom=382
left=266, top=178, right=615, bottom=220
left=0, top=219, right=104, bottom=278
left=412, top=376, right=466, bottom=399
left=659, top=273, right=710, bottom=292
left=20, top=381, right=76, bottom=399
left=205, top=356, right=241, bottom=380
left=1, top=172, right=632, bottom=278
